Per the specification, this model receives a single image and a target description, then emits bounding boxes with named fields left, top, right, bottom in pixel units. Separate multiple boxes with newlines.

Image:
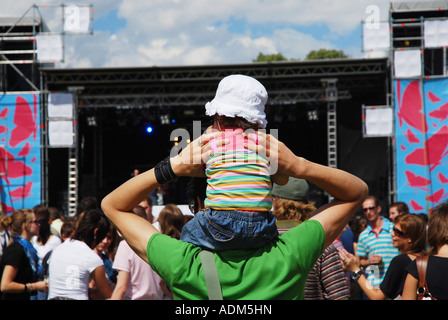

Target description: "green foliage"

left=252, top=52, right=289, bottom=62
left=253, top=49, right=349, bottom=63
left=305, top=49, right=349, bottom=60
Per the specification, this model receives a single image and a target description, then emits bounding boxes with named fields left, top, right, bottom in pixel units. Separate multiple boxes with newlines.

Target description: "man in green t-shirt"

left=102, top=131, right=368, bottom=300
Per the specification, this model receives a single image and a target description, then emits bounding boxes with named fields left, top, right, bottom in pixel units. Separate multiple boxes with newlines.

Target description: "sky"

left=1, top=0, right=412, bottom=69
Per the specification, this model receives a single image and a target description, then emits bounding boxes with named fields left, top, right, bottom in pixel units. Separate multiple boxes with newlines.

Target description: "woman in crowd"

left=31, top=205, right=61, bottom=300
left=157, top=203, right=187, bottom=299
left=0, top=209, right=47, bottom=300
left=158, top=204, right=185, bottom=240
left=340, top=213, right=427, bottom=299
left=402, top=201, right=448, bottom=300
left=0, top=213, right=11, bottom=260
left=93, top=225, right=119, bottom=285
left=47, top=209, right=112, bottom=300
left=31, top=205, right=61, bottom=265
left=88, top=225, right=119, bottom=299
left=111, top=206, right=166, bottom=300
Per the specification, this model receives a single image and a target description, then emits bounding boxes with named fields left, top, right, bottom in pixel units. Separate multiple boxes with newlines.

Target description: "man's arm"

left=101, top=169, right=161, bottom=263
left=101, top=131, right=221, bottom=263
left=110, top=270, right=130, bottom=300
left=294, top=157, right=367, bottom=248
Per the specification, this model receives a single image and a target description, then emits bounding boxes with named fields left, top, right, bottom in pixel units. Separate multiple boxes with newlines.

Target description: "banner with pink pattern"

left=394, top=78, right=448, bottom=213
left=0, top=93, right=41, bottom=214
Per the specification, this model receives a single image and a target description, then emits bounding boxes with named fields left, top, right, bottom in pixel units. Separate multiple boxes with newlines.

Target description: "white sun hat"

left=205, top=74, right=268, bottom=128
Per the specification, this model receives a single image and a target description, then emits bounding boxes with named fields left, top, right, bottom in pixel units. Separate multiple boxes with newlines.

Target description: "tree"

left=252, top=52, right=289, bottom=62
left=305, top=49, right=348, bottom=60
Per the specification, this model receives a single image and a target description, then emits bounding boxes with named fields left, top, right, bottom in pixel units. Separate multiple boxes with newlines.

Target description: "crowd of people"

left=0, top=194, right=446, bottom=300
left=1, top=74, right=447, bottom=301
left=0, top=195, right=186, bottom=300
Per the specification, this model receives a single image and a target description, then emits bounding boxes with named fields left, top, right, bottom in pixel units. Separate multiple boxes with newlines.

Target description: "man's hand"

left=170, top=129, right=226, bottom=177
left=339, top=248, right=361, bottom=272
left=369, top=255, right=383, bottom=265
left=244, top=130, right=298, bottom=179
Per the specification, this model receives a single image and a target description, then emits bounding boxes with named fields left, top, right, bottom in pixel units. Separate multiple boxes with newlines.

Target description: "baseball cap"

left=272, top=177, right=309, bottom=202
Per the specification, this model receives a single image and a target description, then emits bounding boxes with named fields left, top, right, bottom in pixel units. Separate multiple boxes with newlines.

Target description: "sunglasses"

left=393, top=227, right=407, bottom=237
left=362, top=206, right=376, bottom=212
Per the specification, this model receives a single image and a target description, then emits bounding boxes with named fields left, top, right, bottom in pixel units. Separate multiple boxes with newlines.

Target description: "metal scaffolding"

left=42, top=58, right=387, bottom=108
left=1, top=4, right=93, bottom=215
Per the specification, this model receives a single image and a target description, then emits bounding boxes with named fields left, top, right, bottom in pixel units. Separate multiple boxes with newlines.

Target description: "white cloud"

left=137, top=39, right=185, bottom=63
left=2, top=0, right=394, bottom=68
left=183, top=46, right=220, bottom=65
left=272, top=28, right=333, bottom=59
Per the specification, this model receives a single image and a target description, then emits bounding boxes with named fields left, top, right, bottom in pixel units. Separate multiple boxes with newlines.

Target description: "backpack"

left=416, top=256, right=437, bottom=300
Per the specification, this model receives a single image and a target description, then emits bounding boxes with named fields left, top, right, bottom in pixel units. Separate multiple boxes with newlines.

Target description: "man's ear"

left=196, top=196, right=205, bottom=212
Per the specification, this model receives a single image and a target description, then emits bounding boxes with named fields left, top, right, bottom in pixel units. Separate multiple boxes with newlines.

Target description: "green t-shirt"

left=147, top=219, right=325, bottom=300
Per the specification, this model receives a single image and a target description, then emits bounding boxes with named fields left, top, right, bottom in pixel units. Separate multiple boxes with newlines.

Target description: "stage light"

left=146, top=126, right=153, bottom=133
left=171, top=119, right=176, bottom=124
left=87, top=116, right=97, bottom=127
left=160, top=114, right=170, bottom=125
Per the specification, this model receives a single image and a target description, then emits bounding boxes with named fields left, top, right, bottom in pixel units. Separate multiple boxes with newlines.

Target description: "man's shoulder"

left=148, top=233, right=201, bottom=257
left=358, top=227, right=369, bottom=237
left=380, top=217, right=394, bottom=230
left=357, top=227, right=373, bottom=243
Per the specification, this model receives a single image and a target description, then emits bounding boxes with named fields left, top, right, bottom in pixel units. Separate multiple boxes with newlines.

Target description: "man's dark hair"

left=187, top=177, right=207, bottom=213
left=79, top=196, right=98, bottom=214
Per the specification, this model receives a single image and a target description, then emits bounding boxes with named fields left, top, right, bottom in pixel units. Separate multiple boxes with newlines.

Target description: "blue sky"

left=214, top=17, right=363, bottom=55
left=2, top=0, right=395, bottom=68
left=94, top=9, right=127, bottom=34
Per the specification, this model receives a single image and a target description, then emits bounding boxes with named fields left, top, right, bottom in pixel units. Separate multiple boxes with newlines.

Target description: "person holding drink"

left=355, top=195, right=399, bottom=288
left=340, top=213, right=427, bottom=299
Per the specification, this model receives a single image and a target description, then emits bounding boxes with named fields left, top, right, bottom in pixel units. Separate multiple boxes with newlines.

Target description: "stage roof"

left=41, top=57, right=389, bottom=109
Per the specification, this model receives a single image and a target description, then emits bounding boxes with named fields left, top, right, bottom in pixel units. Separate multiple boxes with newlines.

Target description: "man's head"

left=271, top=178, right=316, bottom=222
left=362, top=195, right=382, bottom=224
left=389, top=201, right=410, bottom=223
left=139, top=195, right=154, bottom=222
left=272, top=177, right=309, bottom=203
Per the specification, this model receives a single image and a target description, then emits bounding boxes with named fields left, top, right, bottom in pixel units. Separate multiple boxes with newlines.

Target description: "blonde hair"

left=273, top=198, right=316, bottom=222
left=8, top=209, right=34, bottom=236
left=0, top=214, right=12, bottom=230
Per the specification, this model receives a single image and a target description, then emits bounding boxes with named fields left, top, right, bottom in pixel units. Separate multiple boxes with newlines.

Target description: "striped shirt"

left=204, top=129, right=272, bottom=212
left=305, top=244, right=350, bottom=300
left=356, top=217, right=400, bottom=287
left=275, top=221, right=350, bottom=300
